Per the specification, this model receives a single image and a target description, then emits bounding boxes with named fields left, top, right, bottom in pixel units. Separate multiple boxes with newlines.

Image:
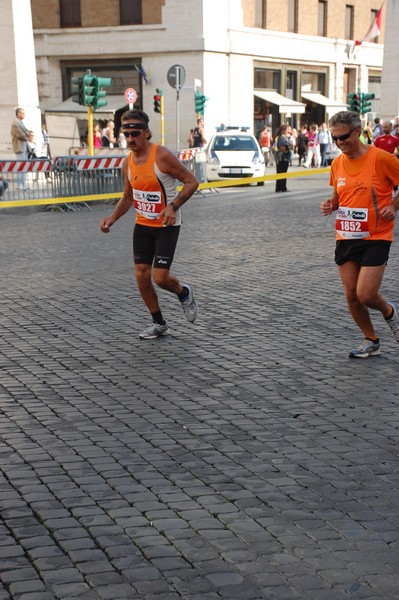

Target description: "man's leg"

left=152, top=268, right=183, bottom=295
left=338, top=261, right=389, bottom=339
left=135, top=263, right=161, bottom=313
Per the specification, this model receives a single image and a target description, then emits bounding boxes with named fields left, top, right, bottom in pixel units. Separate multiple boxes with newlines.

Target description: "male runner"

left=100, top=109, right=199, bottom=339
left=320, top=111, right=399, bottom=358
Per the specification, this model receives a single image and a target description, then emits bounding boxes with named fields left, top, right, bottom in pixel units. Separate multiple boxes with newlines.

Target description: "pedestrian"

left=93, top=122, right=103, bottom=148
left=316, top=122, right=332, bottom=166
left=10, top=107, right=33, bottom=190
left=102, top=120, right=116, bottom=147
left=100, top=109, right=199, bottom=339
left=296, top=125, right=309, bottom=166
left=303, top=124, right=321, bottom=168
left=320, top=110, right=399, bottom=358
left=258, top=125, right=272, bottom=166
left=372, top=117, right=383, bottom=143
left=374, top=120, right=399, bottom=155
left=191, top=118, right=207, bottom=148
left=273, top=124, right=291, bottom=193
left=0, top=176, right=9, bottom=199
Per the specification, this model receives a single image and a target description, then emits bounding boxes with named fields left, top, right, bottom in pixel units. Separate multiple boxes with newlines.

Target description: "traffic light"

left=71, top=72, right=112, bottom=109
left=153, top=93, right=161, bottom=113
left=82, top=74, right=96, bottom=107
left=92, top=76, right=112, bottom=110
left=71, top=76, right=84, bottom=106
left=360, top=92, right=375, bottom=115
left=195, top=91, right=208, bottom=116
left=347, top=92, right=361, bottom=113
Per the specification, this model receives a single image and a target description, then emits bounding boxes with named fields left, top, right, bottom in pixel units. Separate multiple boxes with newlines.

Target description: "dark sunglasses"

left=122, top=123, right=148, bottom=137
left=331, top=130, right=354, bottom=142
left=123, top=129, right=145, bottom=138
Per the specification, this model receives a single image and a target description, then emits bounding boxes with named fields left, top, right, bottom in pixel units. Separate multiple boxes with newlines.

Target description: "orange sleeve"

left=376, top=151, right=399, bottom=186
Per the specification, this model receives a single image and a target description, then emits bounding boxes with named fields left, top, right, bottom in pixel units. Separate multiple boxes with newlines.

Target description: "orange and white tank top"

left=128, top=144, right=180, bottom=227
left=330, top=145, right=396, bottom=242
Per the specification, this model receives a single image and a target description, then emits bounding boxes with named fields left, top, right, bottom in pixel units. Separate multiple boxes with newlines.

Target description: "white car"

left=325, top=143, right=341, bottom=165
left=205, top=129, right=265, bottom=184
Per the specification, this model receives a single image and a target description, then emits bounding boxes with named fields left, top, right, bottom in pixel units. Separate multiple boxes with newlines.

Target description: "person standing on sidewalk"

left=10, top=107, right=33, bottom=190
left=317, top=122, right=332, bottom=167
left=273, top=124, right=291, bottom=193
left=320, top=111, right=399, bottom=358
left=100, top=109, right=199, bottom=339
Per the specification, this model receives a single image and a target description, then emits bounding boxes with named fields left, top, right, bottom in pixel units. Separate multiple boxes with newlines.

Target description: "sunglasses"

left=331, top=129, right=354, bottom=142
left=122, top=123, right=148, bottom=138
left=123, top=129, right=145, bottom=138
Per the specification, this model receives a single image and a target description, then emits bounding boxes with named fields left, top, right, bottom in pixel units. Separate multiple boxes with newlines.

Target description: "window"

left=60, top=0, right=81, bottom=27
left=120, top=0, right=142, bottom=25
left=288, top=0, right=298, bottom=33
left=286, top=71, right=298, bottom=100
left=345, top=5, right=354, bottom=40
left=302, top=72, right=326, bottom=95
left=255, top=0, right=266, bottom=29
left=254, top=68, right=281, bottom=91
left=368, top=76, right=381, bottom=112
left=318, top=1, right=327, bottom=37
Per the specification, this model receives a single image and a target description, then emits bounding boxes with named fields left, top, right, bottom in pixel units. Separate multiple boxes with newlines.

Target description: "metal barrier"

left=0, top=156, right=124, bottom=206
left=52, top=156, right=124, bottom=198
left=176, top=148, right=207, bottom=183
left=0, top=158, right=53, bottom=202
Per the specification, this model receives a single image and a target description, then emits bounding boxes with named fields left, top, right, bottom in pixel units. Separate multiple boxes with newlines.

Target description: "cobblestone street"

left=1, top=174, right=399, bottom=599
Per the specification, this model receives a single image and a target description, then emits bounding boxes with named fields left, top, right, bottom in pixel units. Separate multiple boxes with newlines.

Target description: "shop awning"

left=254, top=90, right=306, bottom=114
left=45, top=95, right=129, bottom=116
left=301, top=91, right=347, bottom=113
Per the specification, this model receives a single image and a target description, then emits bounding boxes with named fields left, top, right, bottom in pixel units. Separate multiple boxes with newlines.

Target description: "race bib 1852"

left=336, top=207, right=369, bottom=239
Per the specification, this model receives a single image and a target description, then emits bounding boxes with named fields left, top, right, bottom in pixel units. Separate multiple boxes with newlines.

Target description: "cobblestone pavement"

left=1, top=173, right=399, bottom=600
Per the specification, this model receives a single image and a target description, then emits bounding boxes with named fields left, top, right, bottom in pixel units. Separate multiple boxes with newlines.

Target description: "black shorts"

left=335, top=240, right=391, bottom=266
left=133, top=224, right=180, bottom=269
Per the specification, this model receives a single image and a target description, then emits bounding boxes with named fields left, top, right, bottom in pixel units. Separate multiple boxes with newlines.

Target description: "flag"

left=355, top=3, right=384, bottom=46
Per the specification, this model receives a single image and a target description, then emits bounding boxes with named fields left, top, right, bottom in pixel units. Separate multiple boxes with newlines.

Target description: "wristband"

left=170, top=202, right=178, bottom=211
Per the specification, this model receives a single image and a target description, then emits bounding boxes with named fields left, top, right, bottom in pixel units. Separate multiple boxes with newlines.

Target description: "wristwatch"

left=170, top=202, right=178, bottom=211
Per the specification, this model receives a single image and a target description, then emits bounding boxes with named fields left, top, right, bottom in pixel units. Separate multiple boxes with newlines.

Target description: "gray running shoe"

left=386, top=301, right=399, bottom=342
left=179, top=283, right=198, bottom=323
left=349, top=338, right=381, bottom=359
left=139, top=323, right=170, bottom=340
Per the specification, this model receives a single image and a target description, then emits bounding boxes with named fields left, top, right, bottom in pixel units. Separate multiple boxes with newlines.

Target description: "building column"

left=0, top=0, right=41, bottom=156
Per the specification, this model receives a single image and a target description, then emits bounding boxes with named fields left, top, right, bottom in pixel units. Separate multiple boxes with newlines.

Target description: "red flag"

left=355, top=3, right=384, bottom=46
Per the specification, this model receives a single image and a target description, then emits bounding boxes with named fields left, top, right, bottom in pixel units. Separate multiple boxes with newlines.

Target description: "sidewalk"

left=1, top=181, right=399, bottom=599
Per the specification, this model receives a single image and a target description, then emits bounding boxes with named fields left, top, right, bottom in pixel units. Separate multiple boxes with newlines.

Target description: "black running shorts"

left=133, top=224, right=180, bottom=269
left=335, top=239, right=391, bottom=266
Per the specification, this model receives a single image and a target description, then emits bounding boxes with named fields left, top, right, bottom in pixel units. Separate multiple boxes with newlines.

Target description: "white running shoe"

left=179, top=284, right=198, bottom=323
left=139, top=323, right=170, bottom=340
left=349, top=338, right=381, bottom=359
left=386, top=301, right=399, bottom=342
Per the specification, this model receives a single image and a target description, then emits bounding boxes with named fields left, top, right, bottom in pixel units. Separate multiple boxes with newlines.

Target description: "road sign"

left=167, top=65, right=186, bottom=90
left=124, top=88, right=138, bottom=105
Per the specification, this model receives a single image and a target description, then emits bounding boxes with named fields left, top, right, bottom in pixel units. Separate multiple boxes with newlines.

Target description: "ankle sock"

left=151, top=310, right=166, bottom=326
left=178, top=286, right=189, bottom=302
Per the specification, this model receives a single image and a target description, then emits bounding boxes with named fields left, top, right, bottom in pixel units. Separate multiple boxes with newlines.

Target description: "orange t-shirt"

left=330, top=145, right=399, bottom=241
left=127, top=144, right=180, bottom=228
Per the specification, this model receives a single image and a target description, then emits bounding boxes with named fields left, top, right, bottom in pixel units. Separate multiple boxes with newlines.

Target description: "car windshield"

left=212, top=135, right=257, bottom=151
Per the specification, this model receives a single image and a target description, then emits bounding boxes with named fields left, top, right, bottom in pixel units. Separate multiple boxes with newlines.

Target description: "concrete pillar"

left=0, top=0, right=41, bottom=157
left=380, top=0, right=399, bottom=120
